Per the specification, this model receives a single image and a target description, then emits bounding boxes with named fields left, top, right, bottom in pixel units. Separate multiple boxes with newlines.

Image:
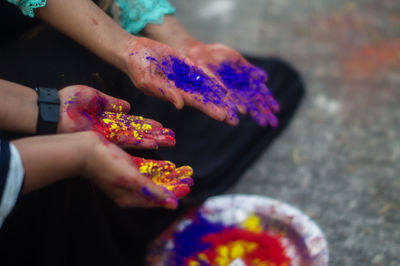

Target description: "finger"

left=132, top=157, right=176, bottom=175
left=249, top=109, right=268, bottom=127
left=124, top=195, right=178, bottom=209
left=142, top=118, right=163, bottom=128
left=253, top=93, right=279, bottom=127
left=227, top=91, right=249, bottom=115
left=180, top=90, right=227, bottom=122
left=151, top=127, right=175, bottom=137
left=162, top=87, right=185, bottom=110
left=119, top=185, right=177, bottom=209
left=134, top=172, right=180, bottom=209
left=165, top=166, right=194, bottom=179
left=233, top=55, right=268, bottom=83
left=249, top=105, right=278, bottom=128
left=131, top=172, right=172, bottom=201
left=172, top=184, right=191, bottom=198
left=118, top=136, right=158, bottom=149
left=148, top=79, right=185, bottom=109
left=164, top=175, right=194, bottom=186
left=148, top=135, right=176, bottom=147
left=224, top=107, right=240, bottom=126
left=260, top=84, right=280, bottom=113
left=96, top=91, right=131, bottom=113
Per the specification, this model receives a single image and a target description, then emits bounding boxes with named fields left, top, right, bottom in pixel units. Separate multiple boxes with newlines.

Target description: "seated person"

left=0, top=0, right=305, bottom=265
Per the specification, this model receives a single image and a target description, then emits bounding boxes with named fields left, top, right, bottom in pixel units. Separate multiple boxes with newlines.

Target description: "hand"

left=123, top=37, right=241, bottom=126
left=58, top=85, right=175, bottom=148
left=182, top=42, right=280, bottom=127
left=131, top=156, right=194, bottom=198
left=82, top=132, right=179, bottom=209
left=13, top=131, right=179, bottom=209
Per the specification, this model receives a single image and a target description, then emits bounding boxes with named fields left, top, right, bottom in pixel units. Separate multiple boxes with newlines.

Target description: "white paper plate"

left=146, top=194, right=329, bottom=265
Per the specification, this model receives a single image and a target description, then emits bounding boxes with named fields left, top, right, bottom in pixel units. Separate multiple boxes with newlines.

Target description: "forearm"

left=12, top=133, right=88, bottom=194
left=35, top=0, right=132, bottom=72
left=142, top=15, right=199, bottom=53
left=0, top=79, right=38, bottom=134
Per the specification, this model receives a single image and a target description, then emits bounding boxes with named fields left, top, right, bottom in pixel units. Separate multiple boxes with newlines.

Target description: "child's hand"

left=58, top=85, right=175, bottom=148
left=82, top=132, right=179, bottom=209
left=131, top=156, right=194, bottom=198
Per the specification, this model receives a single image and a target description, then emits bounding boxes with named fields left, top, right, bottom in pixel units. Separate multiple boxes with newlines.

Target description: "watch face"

left=146, top=194, right=329, bottom=266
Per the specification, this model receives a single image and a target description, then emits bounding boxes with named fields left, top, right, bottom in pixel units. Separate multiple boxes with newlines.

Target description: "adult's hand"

left=58, top=85, right=175, bottom=148
left=183, top=42, right=280, bottom=127
left=122, top=37, right=240, bottom=126
left=143, top=15, right=280, bottom=127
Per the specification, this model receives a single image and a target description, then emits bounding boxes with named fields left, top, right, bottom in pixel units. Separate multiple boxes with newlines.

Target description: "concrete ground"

left=170, top=0, right=400, bottom=265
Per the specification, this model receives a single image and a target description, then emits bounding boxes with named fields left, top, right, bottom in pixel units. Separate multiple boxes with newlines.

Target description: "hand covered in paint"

left=123, top=37, right=240, bottom=126
left=82, top=132, right=178, bottom=209
left=182, top=42, right=280, bottom=127
left=131, top=156, right=194, bottom=198
left=58, top=85, right=175, bottom=148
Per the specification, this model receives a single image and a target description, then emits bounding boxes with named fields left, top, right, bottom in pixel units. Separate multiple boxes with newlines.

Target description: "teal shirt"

left=7, top=0, right=47, bottom=18
left=7, top=0, right=176, bottom=34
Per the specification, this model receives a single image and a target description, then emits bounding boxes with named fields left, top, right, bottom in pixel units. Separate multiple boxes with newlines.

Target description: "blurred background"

left=170, top=0, right=400, bottom=265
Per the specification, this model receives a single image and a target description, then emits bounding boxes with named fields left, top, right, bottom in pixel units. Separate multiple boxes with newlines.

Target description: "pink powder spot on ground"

left=343, top=39, right=400, bottom=78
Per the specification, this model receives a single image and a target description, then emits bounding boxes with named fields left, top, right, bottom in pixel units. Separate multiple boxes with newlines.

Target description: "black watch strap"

left=35, top=87, right=60, bottom=135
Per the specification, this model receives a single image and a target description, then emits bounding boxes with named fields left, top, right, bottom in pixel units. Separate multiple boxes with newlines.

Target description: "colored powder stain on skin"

left=132, top=157, right=194, bottom=198
left=141, top=186, right=156, bottom=200
left=172, top=212, right=290, bottom=266
left=211, top=60, right=280, bottom=126
left=146, top=56, right=279, bottom=126
left=92, top=112, right=152, bottom=144
left=146, top=56, right=238, bottom=115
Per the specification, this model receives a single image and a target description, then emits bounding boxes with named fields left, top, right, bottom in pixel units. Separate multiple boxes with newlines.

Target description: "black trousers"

left=0, top=26, right=304, bottom=265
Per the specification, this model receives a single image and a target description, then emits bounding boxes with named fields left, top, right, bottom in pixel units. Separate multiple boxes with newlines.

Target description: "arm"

left=35, top=0, right=131, bottom=73
left=33, top=0, right=236, bottom=125
left=142, top=15, right=280, bottom=127
left=12, top=131, right=179, bottom=209
left=0, top=80, right=175, bottom=148
left=0, top=79, right=38, bottom=134
left=12, top=132, right=87, bottom=193
left=141, top=15, right=200, bottom=54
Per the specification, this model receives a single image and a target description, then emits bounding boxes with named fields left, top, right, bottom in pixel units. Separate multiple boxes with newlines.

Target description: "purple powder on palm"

left=146, top=56, right=279, bottom=126
left=211, top=60, right=279, bottom=126
left=146, top=56, right=237, bottom=111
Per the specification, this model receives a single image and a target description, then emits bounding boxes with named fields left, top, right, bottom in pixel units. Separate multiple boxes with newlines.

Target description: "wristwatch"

left=35, top=87, right=60, bottom=135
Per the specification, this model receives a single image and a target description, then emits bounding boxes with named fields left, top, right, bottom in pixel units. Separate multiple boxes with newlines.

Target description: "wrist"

left=73, top=131, right=96, bottom=178
left=12, top=133, right=89, bottom=193
left=119, top=35, right=139, bottom=75
left=142, top=15, right=199, bottom=54
left=28, top=89, right=40, bottom=134
left=111, top=32, right=135, bottom=73
left=79, top=131, right=101, bottom=179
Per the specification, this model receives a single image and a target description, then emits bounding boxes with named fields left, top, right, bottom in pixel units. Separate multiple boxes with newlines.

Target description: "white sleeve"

left=0, top=143, right=24, bottom=228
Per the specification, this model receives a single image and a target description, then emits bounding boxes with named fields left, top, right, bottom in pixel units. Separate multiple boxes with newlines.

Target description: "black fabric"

left=0, top=139, right=11, bottom=201
left=0, top=1, right=39, bottom=44
left=0, top=26, right=305, bottom=265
